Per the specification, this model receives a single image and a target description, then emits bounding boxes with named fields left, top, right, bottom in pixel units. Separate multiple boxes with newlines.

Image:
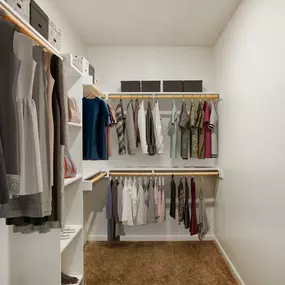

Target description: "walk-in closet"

left=0, top=0, right=284, bottom=284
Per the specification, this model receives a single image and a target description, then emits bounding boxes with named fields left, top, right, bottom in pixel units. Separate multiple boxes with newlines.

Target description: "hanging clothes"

left=106, top=179, right=114, bottom=242
left=170, top=175, right=176, bottom=219
left=154, top=178, right=159, bottom=219
left=43, top=51, right=55, bottom=185
left=134, top=99, right=140, bottom=147
left=152, top=100, right=164, bottom=154
left=197, top=102, right=205, bottom=159
left=125, top=100, right=136, bottom=155
left=204, top=101, right=212, bottom=158
left=131, top=177, right=138, bottom=222
left=138, top=101, right=148, bottom=154
left=15, top=32, right=43, bottom=196
left=147, top=178, right=156, bottom=223
left=0, top=19, right=20, bottom=208
left=83, top=97, right=109, bottom=160
left=115, top=99, right=126, bottom=155
left=178, top=101, right=189, bottom=159
left=184, top=177, right=190, bottom=229
left=190, top=177, right=198, bottom=235
left=209, top=101, right=218, bottom=158
left=122, top=177, right=134, bottom=226
left=117, top=178, right=124, bottom=222
left=189, top=102, right=198, bottom=158
left=107, top=103, right=116, bottom=158
left=146, top=101, right=156, bottom=155
left=198, top=188, right=210, bottom=241
left=143, top=178, right=149, bottom=224
left=178, top=178, right=184, bottom=223
left=136, top=178, right=145, bottom=225
left=157, top=178, right=166, bottom=223
left=168, top=100, right=178, bottom=158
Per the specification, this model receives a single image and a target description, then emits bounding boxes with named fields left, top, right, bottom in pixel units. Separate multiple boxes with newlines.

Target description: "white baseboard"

left=88, top=234, right=214, bottom=242
left=214, top=237, right=245, bottom=285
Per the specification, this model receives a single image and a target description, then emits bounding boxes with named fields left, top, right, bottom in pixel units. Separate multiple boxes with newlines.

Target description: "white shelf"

left=0, top=0, right=62, bottom=59
left=68, top=122, right=82, bottom=128
left=61, top=225, right=83, bottom=253
left=64, top=175, right=82, bottom=187
left=63, top=54, right=83, bottom=77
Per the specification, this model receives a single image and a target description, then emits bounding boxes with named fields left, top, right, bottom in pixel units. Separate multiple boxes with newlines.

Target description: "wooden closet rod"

left=88, top=171, right=108, bottom=184
left=107, top=94, right=219, bottom=100
left=0, top=2, right=62, bottom=59
left=109, top=171, right=219, bottom=177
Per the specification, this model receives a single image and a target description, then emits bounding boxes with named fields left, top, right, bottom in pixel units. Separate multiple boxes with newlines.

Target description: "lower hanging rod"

left=109, top=171, right=219, bottom=177
left=107, top=94, right=219, bottom=100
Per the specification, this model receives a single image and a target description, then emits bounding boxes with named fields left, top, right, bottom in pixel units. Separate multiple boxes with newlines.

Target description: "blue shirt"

left=83, top=97, right=110, bottom=160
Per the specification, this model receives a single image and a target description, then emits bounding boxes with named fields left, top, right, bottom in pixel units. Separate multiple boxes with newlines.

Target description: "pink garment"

left=158, top=184, right=165, bottom=223
left=204, top=102, right=211, bottom=158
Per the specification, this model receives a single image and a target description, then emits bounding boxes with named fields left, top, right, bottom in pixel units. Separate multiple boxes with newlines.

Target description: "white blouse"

left=121, top=178, right=134, bottom=226
left=138, top=101, right=148, bottom=154
left=152, top=101, right=164, bottom=154
left=136, top=178, right=145, bottom=225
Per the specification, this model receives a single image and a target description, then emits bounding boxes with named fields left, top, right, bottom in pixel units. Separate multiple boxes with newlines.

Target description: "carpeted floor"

left=84, top=241, right=238, bottom=285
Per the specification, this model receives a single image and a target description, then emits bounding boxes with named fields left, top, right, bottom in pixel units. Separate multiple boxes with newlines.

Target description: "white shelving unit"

left=62, top=54, right=84, bottom=284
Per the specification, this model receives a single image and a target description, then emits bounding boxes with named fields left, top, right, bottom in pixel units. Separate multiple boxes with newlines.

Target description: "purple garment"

left=204, top=102, right=211, bottom=158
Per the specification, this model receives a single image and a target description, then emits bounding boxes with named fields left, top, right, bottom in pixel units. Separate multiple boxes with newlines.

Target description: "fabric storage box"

left=73, top=56, right=89, bottom=76
left=30, top=0, right=48, bottom=39
left=121, top=81, right=141, bottom=92
left=89, top=64, right=95, bottom=84
left=72, top=56, right=83, bottom=74
left=183, top=80, right=203, bottom=92
left=48, top=20, right=61, bottom=50
left=7, top=0, right=30, bottom=22
left=163, top=80, right=183, bottom=92
left=141, top=81, right=161, bottom=92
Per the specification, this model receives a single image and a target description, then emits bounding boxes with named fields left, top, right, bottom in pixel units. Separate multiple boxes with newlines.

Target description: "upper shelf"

left=82, top=76, right=104, bottom=98
left=0, top=0, right=62, bottom=59
left=62, top=54, right=83, bottom=77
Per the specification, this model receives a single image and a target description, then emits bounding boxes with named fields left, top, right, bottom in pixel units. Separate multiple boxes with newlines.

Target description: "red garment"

left=190, top=177, right=198, bottom=235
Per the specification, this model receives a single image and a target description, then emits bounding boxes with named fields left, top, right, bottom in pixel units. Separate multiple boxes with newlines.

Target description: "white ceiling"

left=56, top=0, right=241, bottom=46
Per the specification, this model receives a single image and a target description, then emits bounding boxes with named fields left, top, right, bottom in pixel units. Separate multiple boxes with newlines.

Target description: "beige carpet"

left=84, top=241, right=238, bottom=285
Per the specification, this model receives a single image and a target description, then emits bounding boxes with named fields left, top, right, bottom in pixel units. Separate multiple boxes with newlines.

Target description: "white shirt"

left=131, top=178, right=138, bottom=221
left=138, top=101, right=148, bottom=154
left=121, top=178, right=134, bottom=226
left=152, top=101, right=164, bottom=154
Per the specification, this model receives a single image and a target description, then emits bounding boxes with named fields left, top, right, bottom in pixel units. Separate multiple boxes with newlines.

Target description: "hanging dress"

left=136, top=178, right=145, bottom=225
left=178, top=101, right=189, bottom=159
left=147, top=178, right=156, bottom=223
left=115, top=99, right=126, bottom=155
left=184, top=177, right=190, bottom=229
left=178, top=178, right=184, bottom=223
left=14, top=32, right=43, bottom=196
left=189, top=102, right=198, bottom=158
left=146, top=101, right=156, bottom=155
left=0, top=19, right=20, bottom=208
left=170, top=175, right=176, bottom=219
left=152, top=101, right=164, bottom=154
left=197, top=102, right=205, bottom=159
left=209, top=101, right=218, bottom=158
left=131, top=177, right=138, bottom=222
left=134, top=99, right=140, bottom=147
left=190, top=177, right=198, bottom=235
left=122, top=178, right=134, bottom=226
left=143, top=178, right=149, bottom=224
left=168, top=100, right=178, bottom=158
left=198, top=188, right=210, bottom=241
left=138, top=101, right=148, bottom=154
left=125, top=100, right=136, bottom=155
left=204, top=101, right=212, bottom=158
left=157, top=178, right=166, bottom=223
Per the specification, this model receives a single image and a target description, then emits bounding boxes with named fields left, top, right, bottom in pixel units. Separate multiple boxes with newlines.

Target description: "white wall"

left=84, top=46, right=218, bottom=241
left=215, top=0, right=285, bottom=284
left=35, top=0, right=86, bottom=55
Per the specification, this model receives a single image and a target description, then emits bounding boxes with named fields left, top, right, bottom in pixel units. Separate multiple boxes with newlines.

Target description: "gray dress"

left=147, top=179, right=156, bottom=223
left=0, top=19, right=20, bottom=209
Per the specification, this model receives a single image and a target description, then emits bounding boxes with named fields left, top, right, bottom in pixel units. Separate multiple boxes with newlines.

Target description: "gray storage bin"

left=163, top=80, right=183, bottom=92
left=121, top=81, right=141, bottom=92
left=141, top=81, right=161, bottom=92
left=48, top=20, right=61, bottom=50
left=73, top=56, right=89, bottom=75
left=30, top=0, right=48, bottom=39
left=7, top=0, right=30, bottom=22
left=183, top=80, right=203, bottom=92
left=89, top=64, right=95, bottom=84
